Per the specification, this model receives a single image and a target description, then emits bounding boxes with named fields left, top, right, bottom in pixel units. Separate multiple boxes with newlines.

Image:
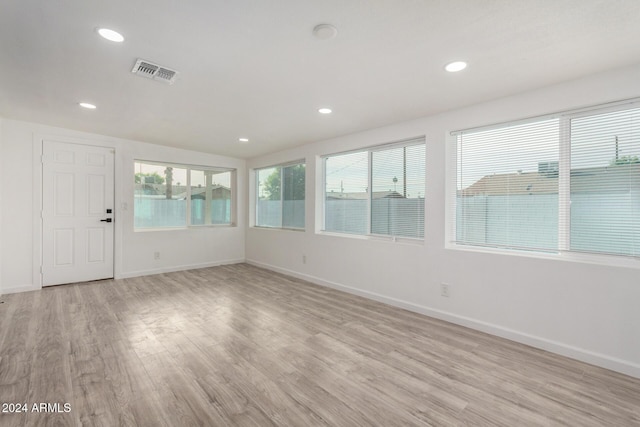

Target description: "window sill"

left=189, top=223, right=235, bottom=228
left=318, top=230, right=424, bottom=246
left=252, top=225, right=305, bottom=232
left=446, top=242, right=640, bottom=269
left=134, top=224, right=235, bottom=232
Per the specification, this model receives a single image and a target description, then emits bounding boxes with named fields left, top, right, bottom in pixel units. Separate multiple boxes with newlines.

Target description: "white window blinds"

left=456, top=119, right=560, bottom=252
left=324, top=138, right=425, bottom=239
left=371, top=144, right=425, bottom=238
left=569, top=107, right=640, bottom=256
left=454, top=101, right=640, bottom=258
left=324, top=151, right=369, bottom=235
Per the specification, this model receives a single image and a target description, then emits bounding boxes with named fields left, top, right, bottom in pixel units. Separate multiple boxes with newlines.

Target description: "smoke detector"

left=131, top=59, right=179, bottom=84
left=313, top=24, right=338, bottom=40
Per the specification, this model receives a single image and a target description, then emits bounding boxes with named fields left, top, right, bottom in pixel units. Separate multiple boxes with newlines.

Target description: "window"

left=323, top=138, right=425, bottom=239
left=255, top=162, right=305, bottom=229
left=453, top=102, right=640, bottom=258
left=134, top=161, right=234, bottom=229
left=456, top=119, right=560, bottom=251
left=570, top=107, right=640, bottom=256
left=189, top=169, right=232, bottom=225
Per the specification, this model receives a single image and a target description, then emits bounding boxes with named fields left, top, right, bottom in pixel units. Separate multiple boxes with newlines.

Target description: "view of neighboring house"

left=326, top=190, right=406, bottom=200
left=324, top=190, right=424, bottom=238
left=457, top=162, right=640, bottom=255
left=134, top=183, right=232, bottom=227
left=189, top=184, right=231, bottom=200
left=134, top=183, right=231, bottom=200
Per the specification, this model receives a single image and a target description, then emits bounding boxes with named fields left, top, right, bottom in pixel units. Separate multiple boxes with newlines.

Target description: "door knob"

left=100, top=218, right=113, bottom=223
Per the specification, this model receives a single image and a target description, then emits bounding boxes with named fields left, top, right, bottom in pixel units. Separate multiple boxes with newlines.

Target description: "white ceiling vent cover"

left=131, top=59, right=179, bottom=84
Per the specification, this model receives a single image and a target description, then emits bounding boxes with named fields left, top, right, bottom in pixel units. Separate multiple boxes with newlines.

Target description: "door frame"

left=32, top=134, right=122, bottom=289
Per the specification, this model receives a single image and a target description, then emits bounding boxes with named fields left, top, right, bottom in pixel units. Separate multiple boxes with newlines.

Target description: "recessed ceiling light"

left=445, top=61, right=467, bottom=72
left=238, top=138, right=249, bottom=143
left=97, top=28, right=124, bottom=43
left=79, top=102, right=97, bottom=109
left=318, top=108, right=332, bottom=114
left=313, top=24, right=338, bottom=40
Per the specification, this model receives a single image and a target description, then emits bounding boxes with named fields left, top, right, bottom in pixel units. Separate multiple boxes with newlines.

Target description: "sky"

left=325, top=144, right=426, bottom=198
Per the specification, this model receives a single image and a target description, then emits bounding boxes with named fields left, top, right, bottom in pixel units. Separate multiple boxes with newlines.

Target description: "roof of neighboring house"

left=460, top=164, right=640, bottom=196
left=134, top=183, right=230, bottom=199
left=460, top=171, right=557, bottom=196
left=183, top=185, right=230, bottom=199
left=326, top=190, right=405, bottom=200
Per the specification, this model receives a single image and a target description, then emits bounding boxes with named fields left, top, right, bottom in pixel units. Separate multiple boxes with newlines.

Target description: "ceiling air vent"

left=131, top=59, right=179, bottom=84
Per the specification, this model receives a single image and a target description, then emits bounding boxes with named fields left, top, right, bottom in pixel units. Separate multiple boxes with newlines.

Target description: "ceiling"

left=1, top=1, right=640, bottom=159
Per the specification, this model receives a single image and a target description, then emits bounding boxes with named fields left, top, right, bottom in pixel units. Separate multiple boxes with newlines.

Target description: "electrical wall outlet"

left=154, top=252, right=160, bottom=260
left=440, top=283, right=450, bottom=298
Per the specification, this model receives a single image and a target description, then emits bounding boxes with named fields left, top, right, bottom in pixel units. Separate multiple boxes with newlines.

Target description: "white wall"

left=0, top=118, right=3, bottom=295
left=246, top=63, right=640, bottom=378
left=0, top=119, right=245, bottom=294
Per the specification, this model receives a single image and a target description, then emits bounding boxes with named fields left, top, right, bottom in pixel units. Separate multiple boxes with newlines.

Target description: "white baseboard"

left=0, top=259, right=247, bottom=295
left=118, top=258, right=245, bottom=279
left=246, top=259, right=640, bottom=379
left=1, top=283, right=41, bottom=295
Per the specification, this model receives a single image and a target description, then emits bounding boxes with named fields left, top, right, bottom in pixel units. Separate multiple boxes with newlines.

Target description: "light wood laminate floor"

left=0, top=263, right=639, bottom=426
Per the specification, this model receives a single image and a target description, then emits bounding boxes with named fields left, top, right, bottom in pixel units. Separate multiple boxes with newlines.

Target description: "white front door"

left=42, top=140, right=115, bottom=286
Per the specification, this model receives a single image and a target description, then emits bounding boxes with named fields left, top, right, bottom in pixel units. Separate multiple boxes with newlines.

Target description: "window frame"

left=448, top=98, right=640, bottom=267
left=254, top=160, right=306, bottom=231
left=321, top=137, right=426, bottom=241
left=133, top=160, right=236, bottom=230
